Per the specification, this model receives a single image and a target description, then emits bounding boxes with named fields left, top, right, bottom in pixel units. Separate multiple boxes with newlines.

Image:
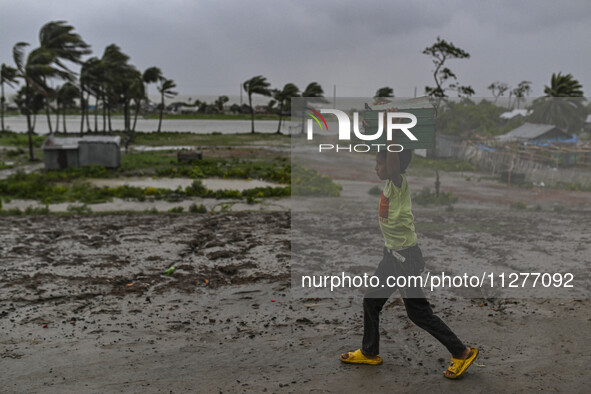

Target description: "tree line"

left=0, top=21, right=177, bottom=161
left=0, top=23, right=587, bottom=161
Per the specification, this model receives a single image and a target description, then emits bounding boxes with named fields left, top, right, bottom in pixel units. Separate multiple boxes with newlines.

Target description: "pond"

left=2, top=116, right=286, bottom=134
left=88, top=177, right=281, bottom=191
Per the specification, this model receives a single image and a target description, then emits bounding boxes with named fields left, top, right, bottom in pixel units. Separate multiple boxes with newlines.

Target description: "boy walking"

left=340, top=128, right=478, bottom=379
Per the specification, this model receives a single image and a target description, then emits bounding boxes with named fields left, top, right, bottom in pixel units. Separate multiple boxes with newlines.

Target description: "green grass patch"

left=131, top=131, right=290, bottom=147
left=0, top=131, right=45, bottom=148
left=291, top=166, right=342, bottom=197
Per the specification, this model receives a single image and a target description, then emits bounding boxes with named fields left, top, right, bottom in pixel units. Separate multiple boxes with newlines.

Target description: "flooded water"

left=88, top=177, right=280, bottom=191
left=2, top=116, right=284, bottom=134
left=2, top=197, right=290, bottom=213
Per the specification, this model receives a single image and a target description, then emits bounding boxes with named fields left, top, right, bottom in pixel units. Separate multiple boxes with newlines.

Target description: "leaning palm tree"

left=80, top=57, right=103, bottom=133
left=1, top=64, right=19, bottom=131
left=132, top=66, right=162, bottom=132
left=56, top=82, right=79, bottom=134
left=157, top=78, right=177, bottom=132
left=302, top=82, right=326, bottom=102
left=299, top=82, right=327, bottom=134
left=273, top=83, right=299, bottom=134
left=243, top=75, right=272, bottom=133
left=12, top=43, right=63, bottom=160
left=530, top=72, right=586, bottom=133
left=544, top=72, right=583, bottom=97
left=38, top=21, right=90, bottom=135
left=374, top=86, right=394, bottom=102
left=101, top=44, right=132, bottom=132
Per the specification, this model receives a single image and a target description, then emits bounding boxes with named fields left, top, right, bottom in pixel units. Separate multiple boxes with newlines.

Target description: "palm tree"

left=157, top=78, right=177, bottom=132
left=273, top=83, right=299, bottom=134
left=80, top=57, right=103, bottom=133
left=243, top=75, right=272, bottom=133
left=12, top=43, right=61, bottom=160
left=1, top=64, right=19, bottom=131
left=56, top=82, right=79, bottom=133
left=14, top=85, right=44, bottom=133
left=302, top=82, right=325, bottom=102
left=12, top=22, right=89, bottom=160
left=101, top=44, right=132, bottom=132
left=132, top=66, right=162, bottom=132
left=38, top=21, right=90, bottom=72
left=38, top=21, right=90, bottom=135
left=544, top=73, right=583, bottom=97
left=511, top=81, right=531, bottom=109
left=374, top=86, right=394, bottom=102
left=300, top=82, right=327, bottom=134
left=530, top=73, right=586, bottom=133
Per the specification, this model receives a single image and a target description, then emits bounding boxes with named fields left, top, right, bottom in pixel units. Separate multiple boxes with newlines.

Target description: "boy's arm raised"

left=385, top=109, right=402, bottom=187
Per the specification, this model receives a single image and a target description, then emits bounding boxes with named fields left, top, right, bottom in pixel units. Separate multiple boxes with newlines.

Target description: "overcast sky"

left=1, top=0, right=590, bottom=101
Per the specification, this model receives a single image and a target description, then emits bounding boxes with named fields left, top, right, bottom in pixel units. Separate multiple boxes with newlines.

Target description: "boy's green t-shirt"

left=378, top=175, right=417, bottom=250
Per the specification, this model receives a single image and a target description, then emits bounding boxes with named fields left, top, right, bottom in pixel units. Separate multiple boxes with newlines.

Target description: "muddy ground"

left=1, top=181, right=590, bottom=393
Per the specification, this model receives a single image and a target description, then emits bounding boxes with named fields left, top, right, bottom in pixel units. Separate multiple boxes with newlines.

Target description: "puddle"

left=3, top=197, right=290, bottom=213
left=88, top=177, right=280, bottom=191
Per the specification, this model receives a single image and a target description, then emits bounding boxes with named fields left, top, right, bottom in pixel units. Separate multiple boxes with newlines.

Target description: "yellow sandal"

left=444, top=347, right=479, bottom=379
left=340, top=349, right=383, bottom=365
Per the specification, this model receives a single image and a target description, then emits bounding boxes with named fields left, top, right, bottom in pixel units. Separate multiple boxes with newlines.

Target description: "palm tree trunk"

left=45, top=98, right=53, bottom=134
left=1, top=82, right=5, bottom=131
left=276, top=101, right=284, bottom=134
left=86, top=96, right=92, bottom=132
left=79, top=90, right=84, bottom=136
left=94, top=95, right=99, bottom=133
left=132, top=98, right=141, bottom=132
left=123, top=99, right=128, bottom=132
left=157, top=92, right=164, bottom=133
left=108, top=104, right=112, bottom=132
left=55, top=101, right=60, bottom=133
left=102, top=94, right=106, bottom=133
left=25, top=80, right=35, bottom=161
left=63, top=105, right=67, bottom=134
left=249, top=94, right=255, bottom=133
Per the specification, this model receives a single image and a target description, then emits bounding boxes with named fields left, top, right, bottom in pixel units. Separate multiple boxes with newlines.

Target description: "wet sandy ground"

left=1, top=203, right=590, bottom=392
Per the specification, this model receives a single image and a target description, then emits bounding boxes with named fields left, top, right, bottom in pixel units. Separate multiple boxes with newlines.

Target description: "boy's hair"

left=377, top=149, right=413, bottom=174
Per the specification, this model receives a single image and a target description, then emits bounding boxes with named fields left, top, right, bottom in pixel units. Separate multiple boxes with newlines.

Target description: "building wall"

left=78, top=142, right=121, bottom=168
left=43, top=149, right=79, bottom=170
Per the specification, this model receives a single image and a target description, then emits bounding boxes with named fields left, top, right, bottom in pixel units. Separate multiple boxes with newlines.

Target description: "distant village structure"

left=496, top=122, right=573, bottom=143
left=42, top=136, right=121, bottom=170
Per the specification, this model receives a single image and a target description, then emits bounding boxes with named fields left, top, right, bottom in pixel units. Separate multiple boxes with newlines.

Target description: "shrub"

left=168, top=206, right=184, bottom=213
left=5, top=207, right=22, bottom=215
left=185, top=180, right=207, bottom=196
left=189, top=203, right=207, bottom=213
left=24, top=205, right=50, bottom=215
left=412, top=187, right=457, bottom=205
left=291, top=166, right=341, bottom=197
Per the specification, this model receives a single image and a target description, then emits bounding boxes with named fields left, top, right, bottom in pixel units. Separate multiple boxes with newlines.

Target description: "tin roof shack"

left=42, top=136, right=121, bottom=170
left=496, top=123, right=571, bottom=143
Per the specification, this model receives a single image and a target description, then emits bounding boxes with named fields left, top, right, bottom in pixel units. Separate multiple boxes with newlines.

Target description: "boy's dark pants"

left=362, top=246, right=466, bottom=358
